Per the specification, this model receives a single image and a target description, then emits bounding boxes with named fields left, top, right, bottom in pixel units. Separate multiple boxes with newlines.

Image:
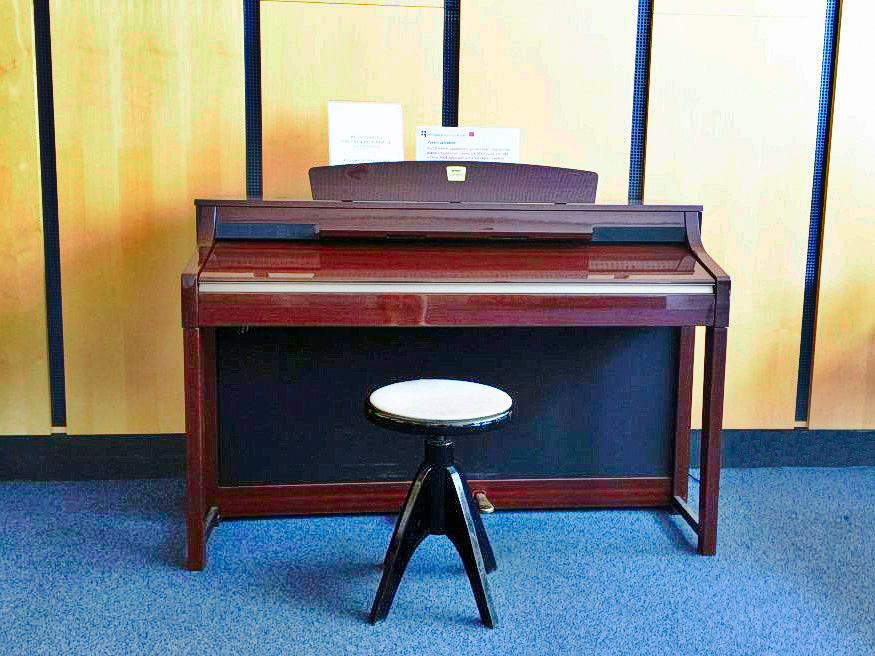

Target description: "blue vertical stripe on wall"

left=795, top=0, right=842, bottom=422
left=443, top=0, right=460, bottom=127
left=33, top=0, right=67, bottom=429
left=244, top=0, right=263, bottom=198
left=628, top=0, right=653, bottom=204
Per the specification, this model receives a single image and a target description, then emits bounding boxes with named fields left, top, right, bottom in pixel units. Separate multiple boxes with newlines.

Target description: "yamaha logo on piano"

left=446, top=166, right=467, bottom=182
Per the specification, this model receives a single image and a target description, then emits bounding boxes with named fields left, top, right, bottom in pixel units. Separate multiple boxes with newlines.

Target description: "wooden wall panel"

left=646, top=1, right=823, bottom=428
left=0, top=0, right=51, bottom=435
left=266, top=0, right=442, bottom=5
left=459, top=0, right=637, bottom=203
left=809, top=2, right=875, bottom=429
left=261, top=1, right=443, bottom=199
left=51, top=0, right=245, bottom=434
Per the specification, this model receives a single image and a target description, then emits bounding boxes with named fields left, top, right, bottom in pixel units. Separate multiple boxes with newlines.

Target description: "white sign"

left=328, top=101, right=404, bottom=165
left=415, top=126, right=520, bottom=163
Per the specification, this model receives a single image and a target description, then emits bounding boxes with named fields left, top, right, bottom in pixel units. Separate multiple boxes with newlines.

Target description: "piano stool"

left=365, top=379, right=513, bottom=628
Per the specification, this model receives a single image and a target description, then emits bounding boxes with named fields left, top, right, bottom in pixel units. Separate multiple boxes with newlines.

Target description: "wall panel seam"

left=32, top=0, right=67, bottom=432
left=245, top=0, right=263, bottom=198
left=794, top=0, right=842, bottom=423
left=629, top=0, right=653, bottom=204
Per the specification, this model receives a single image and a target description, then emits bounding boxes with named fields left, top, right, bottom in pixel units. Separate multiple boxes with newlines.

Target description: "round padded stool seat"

left=368, top=379, right=512, bottom=430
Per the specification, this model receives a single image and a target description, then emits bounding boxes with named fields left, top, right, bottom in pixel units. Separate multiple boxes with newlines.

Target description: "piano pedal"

left=473, top=490, right=495, bottom=514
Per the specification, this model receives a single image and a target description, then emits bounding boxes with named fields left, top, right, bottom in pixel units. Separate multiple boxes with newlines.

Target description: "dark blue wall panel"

left=795, top=0, right=842, bottom=422
left=443, top=0, right=461, bottom=127
left=628, top=0, right=653, bottom=204
left=244, top=0, right=263, bottom=198
left=33, top=0, right=67, bottom=429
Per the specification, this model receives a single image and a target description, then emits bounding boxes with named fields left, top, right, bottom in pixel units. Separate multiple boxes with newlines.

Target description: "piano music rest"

left=181, top=199, right=730, bottom=570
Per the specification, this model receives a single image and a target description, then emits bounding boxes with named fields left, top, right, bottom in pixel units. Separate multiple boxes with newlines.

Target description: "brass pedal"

left=473, top=490, right=495, bottom=514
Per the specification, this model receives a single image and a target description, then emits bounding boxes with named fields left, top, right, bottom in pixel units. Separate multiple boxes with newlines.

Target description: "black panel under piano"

left=216, top=327, right=679, bottom=486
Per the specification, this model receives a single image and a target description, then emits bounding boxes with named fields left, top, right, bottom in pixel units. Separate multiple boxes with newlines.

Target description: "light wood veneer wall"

left=50, top=0, right=246, bottom=434
left=1, top=1, right=872, bottom=434
left=0, top=0, right=51, bottom=435
left=809, top=1, right=875, bottom=429
left=646, top=1, right=824, bottom=428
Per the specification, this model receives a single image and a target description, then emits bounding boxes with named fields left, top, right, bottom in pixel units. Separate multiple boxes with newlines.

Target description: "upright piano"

left=181, top=194, right=730, bottom=570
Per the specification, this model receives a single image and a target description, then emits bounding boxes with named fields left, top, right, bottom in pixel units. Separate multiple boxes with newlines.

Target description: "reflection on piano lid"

left=200, top=242, right=706, bottom=284
left=198, top=280, right=714, bottom=295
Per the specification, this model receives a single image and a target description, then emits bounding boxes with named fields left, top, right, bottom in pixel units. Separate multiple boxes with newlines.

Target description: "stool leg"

left=458, top=471, right=497, bottom=573
left=369, top=464, right=432, bottom=624
left=445, top=466, right=498, bottom=628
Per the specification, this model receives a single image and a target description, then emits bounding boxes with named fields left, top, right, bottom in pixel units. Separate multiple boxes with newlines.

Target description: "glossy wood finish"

left=203, top=200, right=696, bottom=241
left=0, top=0, right=51, bottom=435
left=672, top=327, right=695, bottom=500
left=201, top=241, right=707, bottom=282
left=182, top=200, right=729, bottom=566
left=183, top=327, right=206, bottom=570
left=810, top=1, right=875, bottom=429
left=459, top=0, right=637, bottom=203
left=182, top=246, right=218, bottom=570
left=310, top=162, right=597, bottom=203
left=198, top=238, right=715, bottom=327
left=203, top=199, right=700, bottom=211
left=215, top=477, right=674, bottom=517
left=686, top=212, right=730, bottom=328
left=51, top=0, right=245, bottom=434
left=199, top=291, right=714, bottom=329
left=647, top=2, right=822, bottom=427
left=698, top=326, right=728, bottom=555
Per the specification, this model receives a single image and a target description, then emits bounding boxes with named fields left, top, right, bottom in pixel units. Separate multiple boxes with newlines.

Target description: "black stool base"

left=369, top=442, right=498, bottom=628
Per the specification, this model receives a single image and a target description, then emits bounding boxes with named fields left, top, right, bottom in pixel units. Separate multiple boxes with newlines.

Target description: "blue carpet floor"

left=1, top=468, right=873, bottom=655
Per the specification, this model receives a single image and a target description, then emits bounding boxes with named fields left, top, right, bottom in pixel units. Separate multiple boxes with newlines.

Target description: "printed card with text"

left=415, top=127, right=520, bottom=163
left=328, top=101, right=404, bottom=165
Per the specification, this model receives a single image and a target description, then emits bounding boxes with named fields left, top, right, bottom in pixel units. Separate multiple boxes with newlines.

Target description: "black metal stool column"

left=365, top=379, right=512, bottom=628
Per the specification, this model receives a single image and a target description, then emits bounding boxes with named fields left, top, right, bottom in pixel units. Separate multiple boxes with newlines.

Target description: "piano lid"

left=200, top=240, right=713, bottom=286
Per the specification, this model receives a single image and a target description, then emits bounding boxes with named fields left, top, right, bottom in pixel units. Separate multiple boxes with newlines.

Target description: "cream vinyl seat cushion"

left=368, top=379, right=512, bottom=425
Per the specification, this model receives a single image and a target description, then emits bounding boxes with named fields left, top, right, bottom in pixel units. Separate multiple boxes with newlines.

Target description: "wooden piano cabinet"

left=213, top=478, right=674, bottom=518
left=182, top=200, right=730, bottom=569
left=197, top=292, right=716, bottom=328
left=698, top=326, right=728, bottom=556
left=672, top=326, right=695, bottom=502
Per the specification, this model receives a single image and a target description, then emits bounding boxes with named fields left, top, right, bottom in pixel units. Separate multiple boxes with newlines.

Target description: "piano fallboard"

left=198, top=200, right=701, bottom=242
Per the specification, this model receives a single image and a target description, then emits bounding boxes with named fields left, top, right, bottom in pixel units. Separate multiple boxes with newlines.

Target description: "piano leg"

left=698, top=326, right=727, bottom=556
left=184, top=326, right=209, bottom=570
left=672, top=326, right=695, bottom=503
